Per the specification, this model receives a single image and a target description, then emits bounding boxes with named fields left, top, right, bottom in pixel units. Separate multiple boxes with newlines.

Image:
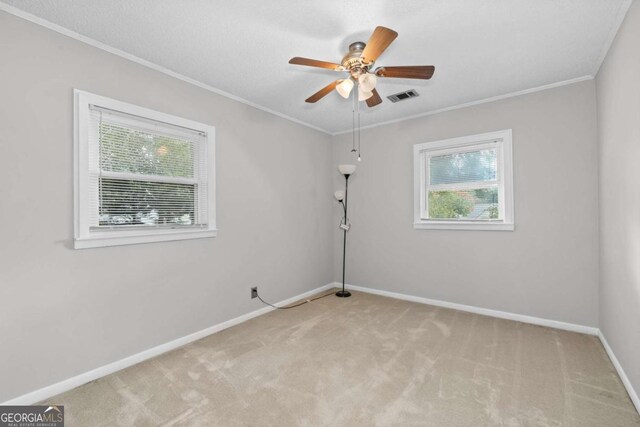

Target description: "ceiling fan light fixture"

left=358, top=72, right=377, bottom=92
left=290, top=26, right=435, bottom=107
left=336, top=79, right=354, bottom=98
left=358, top=87, right=373, bottom=101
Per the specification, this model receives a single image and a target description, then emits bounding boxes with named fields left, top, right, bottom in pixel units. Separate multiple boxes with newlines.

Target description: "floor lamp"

left=334, top=164, right=356, bottom=298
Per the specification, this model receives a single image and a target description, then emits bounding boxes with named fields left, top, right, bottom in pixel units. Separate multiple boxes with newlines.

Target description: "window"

left=74, top=90, right=216, bottom=248
left=413, top=130, right=514, bottom=230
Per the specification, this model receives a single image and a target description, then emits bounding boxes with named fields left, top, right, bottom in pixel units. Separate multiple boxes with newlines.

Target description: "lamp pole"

left=336, top=172, right=352, bottom=298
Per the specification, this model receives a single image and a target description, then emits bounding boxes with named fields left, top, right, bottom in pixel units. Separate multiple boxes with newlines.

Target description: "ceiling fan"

left=289, top=26, right=435, bottom=107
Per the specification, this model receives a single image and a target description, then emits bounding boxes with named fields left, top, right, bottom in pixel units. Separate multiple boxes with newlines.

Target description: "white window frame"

left=74, top=89, right=217, bottom=249
left=413, top=129, right=514, bottom=231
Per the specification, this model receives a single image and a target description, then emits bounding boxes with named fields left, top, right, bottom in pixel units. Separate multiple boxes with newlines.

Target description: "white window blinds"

left=87, top=105, right=209, bottom=229
left=426, top=146, right=501, bottom=221
left=413, top=130, right=514, bottom=231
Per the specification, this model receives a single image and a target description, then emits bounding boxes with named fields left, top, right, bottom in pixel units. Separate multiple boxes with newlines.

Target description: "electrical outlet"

left=251, top=286, right=258, bottom=299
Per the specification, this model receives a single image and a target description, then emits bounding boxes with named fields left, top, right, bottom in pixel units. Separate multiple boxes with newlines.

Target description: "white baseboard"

left=2, top=283, right=336, bottom=405
left=598, top=331, right=640, bottom=414
left=7, top=281, right=638, bottom=416
left=339, top=282, right=640, bottom=415
left=338, top=283, right=599, bottom=335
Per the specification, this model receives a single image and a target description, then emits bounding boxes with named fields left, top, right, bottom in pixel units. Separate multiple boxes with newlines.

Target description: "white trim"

left=338, top=282, right=639, bottom=414
left=592, top=0, right=633, bottom=76
left=74, top=89, right=217, bottom=249
left=333, top=76, right=594, bottom=135
left=1, top=283, right=336, bottom=405
left=74, top=229, right=218, bottom=249
left=502, top=131, right=515, bottom=227
left=413, top=129, right=514, bottom=231
left=0, top=3, right=598, bottom=137
left=6, top=281, right=637, bottom=414
left=338, top=283, right=599, bottom=335
left=414, top=131, right=508, bottom=152
left=99, top=171, right=198, bottom=186
left=598, top=331, right=640, bottom=414
left=0, top=2, right=331, bottom=136
left=76, top=90, right=217, bottom=133
left=413, top=222, right=514, bottom=231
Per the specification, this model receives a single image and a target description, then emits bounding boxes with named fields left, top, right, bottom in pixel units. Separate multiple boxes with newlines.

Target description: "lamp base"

left=335, top=290, right=352, bottom=298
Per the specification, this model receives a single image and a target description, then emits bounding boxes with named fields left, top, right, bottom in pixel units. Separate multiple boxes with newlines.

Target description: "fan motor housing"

left=342, top=42, right=374, bottom=78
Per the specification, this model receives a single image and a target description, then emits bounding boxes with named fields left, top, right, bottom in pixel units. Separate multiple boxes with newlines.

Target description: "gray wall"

left=2, top=4, right=628, bottom=404
left=333, top=80, right=599, bottom=327
left=0, top=12, right=334, bottom=402
left=596, top=0, right=640, bottom=400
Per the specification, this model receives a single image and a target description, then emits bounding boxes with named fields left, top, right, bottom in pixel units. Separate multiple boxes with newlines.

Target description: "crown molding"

left=0, top=2, right=333, bottom=135
left=332, top=75, right=594, bottom=135
left=592, top=0, right=633, bottom=76
left=0, top=2, right=620, bottom=137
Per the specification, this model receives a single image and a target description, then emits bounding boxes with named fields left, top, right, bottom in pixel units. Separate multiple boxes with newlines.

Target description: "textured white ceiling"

left=1, top=0, right=631, bottom=133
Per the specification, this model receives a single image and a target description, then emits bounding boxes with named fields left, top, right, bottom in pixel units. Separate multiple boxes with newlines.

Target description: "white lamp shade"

left=336, top=79, right=354, bottom=98
left=338, top=164, right=357, bottom=175
left=359, top=73, right=377, bottom=92
left=334, top=190, right=345, bottom=201
left=358, top=86, right=373, bottom=101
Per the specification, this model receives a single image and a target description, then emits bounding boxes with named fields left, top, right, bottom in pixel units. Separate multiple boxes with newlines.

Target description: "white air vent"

left=387, top=89, right=420, bottom=103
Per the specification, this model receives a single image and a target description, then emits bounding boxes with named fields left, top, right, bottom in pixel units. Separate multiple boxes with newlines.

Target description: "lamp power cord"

left=255, top=289, right=334, bottom=310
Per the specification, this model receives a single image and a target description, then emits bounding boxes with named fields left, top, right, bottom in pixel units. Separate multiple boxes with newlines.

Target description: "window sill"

left=413, top=221, right=514, bottom=231
left=74, top=228, right=218, bottom=249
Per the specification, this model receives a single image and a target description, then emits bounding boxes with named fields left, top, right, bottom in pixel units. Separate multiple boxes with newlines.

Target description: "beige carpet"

left=44, top=290, right=639, bottom=426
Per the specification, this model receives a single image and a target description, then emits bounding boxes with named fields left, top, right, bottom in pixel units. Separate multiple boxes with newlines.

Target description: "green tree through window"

left=428, top=188, right=499, bottom=220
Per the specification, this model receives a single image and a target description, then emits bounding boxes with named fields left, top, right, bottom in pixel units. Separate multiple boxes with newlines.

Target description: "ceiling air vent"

left=387, top=89, right=419, bottom=103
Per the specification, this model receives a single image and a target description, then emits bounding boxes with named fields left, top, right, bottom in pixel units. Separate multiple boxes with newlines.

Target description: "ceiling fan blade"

left=366, top=88, right=382, bottom=107
left=361, top=26, right=398, bottom=64
left=289, top=57, right=344, bottom=71
left=375, top=66, right=435, bottom=79
left=305, top=80, right=341, bottom=103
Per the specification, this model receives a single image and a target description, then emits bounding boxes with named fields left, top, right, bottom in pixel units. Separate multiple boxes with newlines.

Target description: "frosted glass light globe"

left=338, top=164, right=357, bottom=175
left=359, top=73, right=377, bottom=92
left=336, top=79, right=354, bottom=98
left=358, top=87, right=373, bottom=101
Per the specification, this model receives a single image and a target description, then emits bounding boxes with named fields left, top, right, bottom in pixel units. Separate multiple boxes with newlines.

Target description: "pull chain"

left=351, top=83, right=356, bottom=153
left=357, top=93, right=361, bottom=162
